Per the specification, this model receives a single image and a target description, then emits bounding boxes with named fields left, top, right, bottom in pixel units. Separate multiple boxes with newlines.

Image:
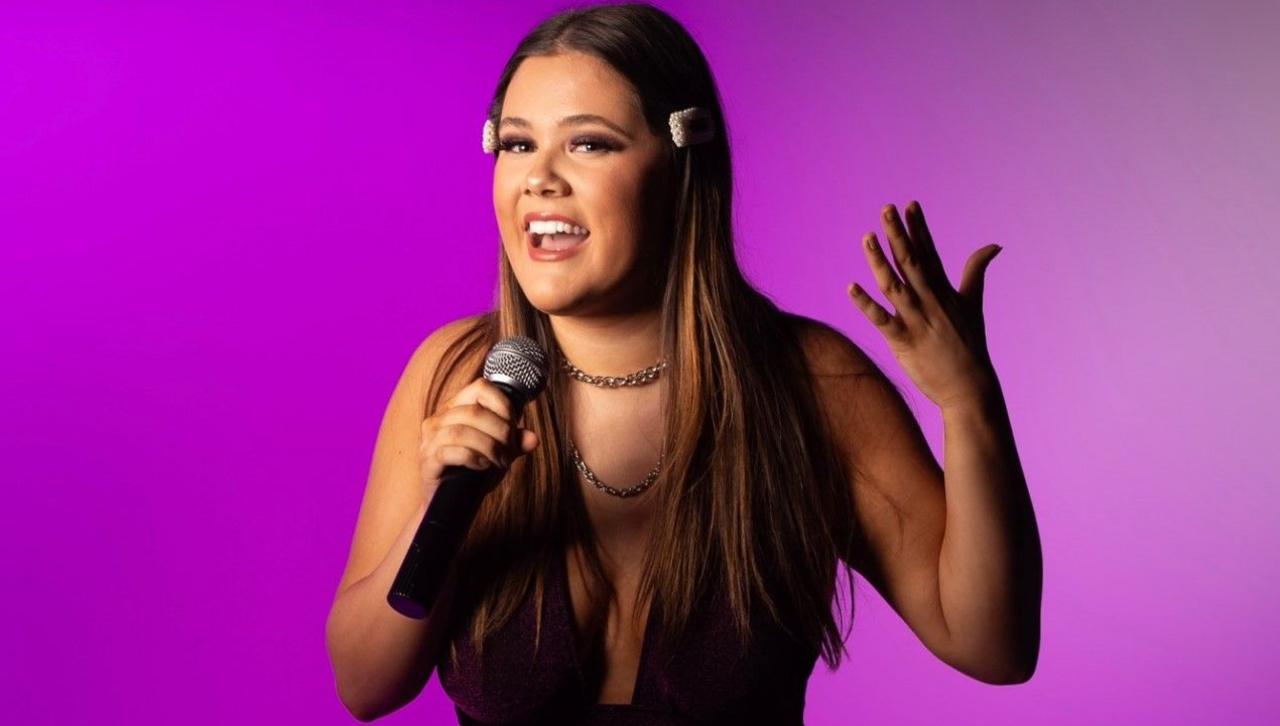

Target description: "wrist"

left=939, top=380, right=1004, bottom=415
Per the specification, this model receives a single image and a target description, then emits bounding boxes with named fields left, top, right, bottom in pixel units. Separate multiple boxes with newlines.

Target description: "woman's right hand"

left=419, top=377, right=540, bottom=492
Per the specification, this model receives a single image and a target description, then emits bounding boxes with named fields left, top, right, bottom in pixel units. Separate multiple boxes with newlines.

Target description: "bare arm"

left=325, top=496, right=460, bottom=721
left=937, top=387, right=1041, bottom=684
left=835, top=201, right=1040, bottom=683
left=324, top=317, right=479, bottom=720
left=801, top=319, right=1040, bottom=684
left=324, top=314, right=536, bottom=720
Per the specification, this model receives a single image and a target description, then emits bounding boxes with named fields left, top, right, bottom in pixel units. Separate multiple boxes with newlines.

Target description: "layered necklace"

left=561, top=354, right=668, bottom=498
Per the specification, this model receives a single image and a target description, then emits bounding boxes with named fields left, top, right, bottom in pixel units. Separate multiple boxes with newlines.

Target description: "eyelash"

left=497, top=136, right=616, bottom=154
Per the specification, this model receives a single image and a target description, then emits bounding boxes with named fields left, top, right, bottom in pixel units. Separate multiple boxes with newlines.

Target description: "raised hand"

left=846, top=201, right=1003, bottom=409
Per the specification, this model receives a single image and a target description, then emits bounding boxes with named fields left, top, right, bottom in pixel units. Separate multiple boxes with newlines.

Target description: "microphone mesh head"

left=483, top=335, right=550, bottom=399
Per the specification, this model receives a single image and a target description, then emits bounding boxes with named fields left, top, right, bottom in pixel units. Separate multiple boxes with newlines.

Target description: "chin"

left=517, top=281, right=583, bottom=315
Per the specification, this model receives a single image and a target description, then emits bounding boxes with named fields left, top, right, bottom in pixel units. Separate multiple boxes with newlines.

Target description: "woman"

left=325, top=3, right=1042, bottom=723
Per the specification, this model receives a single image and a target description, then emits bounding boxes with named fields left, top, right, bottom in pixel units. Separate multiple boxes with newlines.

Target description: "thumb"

left=958, top=244, right=1001, bottom=306
left=520, top=429, right=539, bottom=452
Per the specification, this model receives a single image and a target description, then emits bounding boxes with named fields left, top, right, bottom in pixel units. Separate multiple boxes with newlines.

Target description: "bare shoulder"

left=785, top=313, right=896, bottom=477
left=786, top=313, right=881, bottom=389
left=411, top=312, right=495, bottom=412
left=784, top=311, right=931, bottom=483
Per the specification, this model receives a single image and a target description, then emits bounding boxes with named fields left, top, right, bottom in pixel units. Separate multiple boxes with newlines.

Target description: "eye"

left=496, top=136, right=617, bottom=154
left=497, top=137, right=531, bottom=153
left=570, top=136, right=615, bottom=153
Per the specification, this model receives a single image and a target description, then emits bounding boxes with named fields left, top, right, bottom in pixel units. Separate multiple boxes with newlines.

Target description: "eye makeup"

left=497, top=135, right=619, bottom=153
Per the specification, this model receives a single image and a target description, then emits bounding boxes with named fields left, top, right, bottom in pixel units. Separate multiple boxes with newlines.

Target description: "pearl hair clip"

left=482, top=118, right=498, bottom=154
left=668, top=106, right=715, bottom=148
left=482, top=105, right=714, bottom=155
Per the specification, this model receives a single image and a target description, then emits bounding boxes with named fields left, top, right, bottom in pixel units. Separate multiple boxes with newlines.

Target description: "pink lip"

left=522, top=211, right=590, bottom=262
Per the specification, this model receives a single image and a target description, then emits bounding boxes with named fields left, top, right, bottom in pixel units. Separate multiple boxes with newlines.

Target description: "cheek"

left=492, top=181, right=520, bottom=247
left=594, top=175, right=649, bottom=236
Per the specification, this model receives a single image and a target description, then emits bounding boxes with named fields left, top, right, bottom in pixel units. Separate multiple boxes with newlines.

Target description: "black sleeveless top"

left=436, top=549, right=819, bottom=724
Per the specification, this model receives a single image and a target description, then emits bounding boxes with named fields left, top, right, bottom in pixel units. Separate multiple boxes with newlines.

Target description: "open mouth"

left=530, top=231, right=591, bottom=250
left=526, top=219, right=591, bottom=251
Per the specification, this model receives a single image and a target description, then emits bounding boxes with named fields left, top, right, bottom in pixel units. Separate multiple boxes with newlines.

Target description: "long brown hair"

left=430, top=2, right=869, bottom=673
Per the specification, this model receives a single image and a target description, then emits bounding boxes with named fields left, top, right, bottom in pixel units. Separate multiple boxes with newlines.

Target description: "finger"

left=432, top=423, right=506, bottom=469
left=903, top=200, right=950, bottom=292
left=431, top=445, right=495, bottom=474
left=421, top=414, right=440, bottom=439
left=423, top=444, right=492, bottom=482
left=847, top=281, right=906, bottom=338
left=473, top=380, right=517, bottom=422
left=446, top=377, right=515, bottom=422
left=958, top=244, right=1002, bottom=308
left=880, top=204, right=941, bottom=321
left=879, top=203, right=927, bottom=293
left=862, top=230, right=926, bottom=328
left=436, top=402, right=517, bottom=454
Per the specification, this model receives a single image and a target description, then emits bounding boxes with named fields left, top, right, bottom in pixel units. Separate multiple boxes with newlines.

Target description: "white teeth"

left=527, top=219, right=588, bottom=236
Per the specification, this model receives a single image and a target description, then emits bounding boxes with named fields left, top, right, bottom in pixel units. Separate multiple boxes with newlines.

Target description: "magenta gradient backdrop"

left=3, top=1, right=1277, bottom=723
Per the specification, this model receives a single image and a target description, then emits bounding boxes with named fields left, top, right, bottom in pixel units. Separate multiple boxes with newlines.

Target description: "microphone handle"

left=386, top=382, right=525, bottom=619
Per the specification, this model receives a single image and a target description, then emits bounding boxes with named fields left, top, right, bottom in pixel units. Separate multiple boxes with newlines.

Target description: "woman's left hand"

left=846, top=200, right=1003, bottom=410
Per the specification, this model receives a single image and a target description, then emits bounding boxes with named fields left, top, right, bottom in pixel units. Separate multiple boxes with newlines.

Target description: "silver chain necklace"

left=561, top=353, right=667, bottom=498
left=560, top=356, right=668, bottom=387
left=569, top=441, right=664, bottom=498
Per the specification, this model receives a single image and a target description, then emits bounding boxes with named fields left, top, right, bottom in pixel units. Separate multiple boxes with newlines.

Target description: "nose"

left=524, top=160, right=568, bottom=197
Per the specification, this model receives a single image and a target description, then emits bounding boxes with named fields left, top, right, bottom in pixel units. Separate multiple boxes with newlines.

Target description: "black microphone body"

left=387, top=337, right=548, bottom=620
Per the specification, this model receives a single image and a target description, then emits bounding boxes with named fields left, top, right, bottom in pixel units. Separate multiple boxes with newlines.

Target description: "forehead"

left=502, top=51, right=643, bottom=126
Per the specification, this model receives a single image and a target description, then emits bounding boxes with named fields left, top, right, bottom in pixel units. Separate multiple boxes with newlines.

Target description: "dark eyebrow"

left=499, top=114, right=632, bottom=140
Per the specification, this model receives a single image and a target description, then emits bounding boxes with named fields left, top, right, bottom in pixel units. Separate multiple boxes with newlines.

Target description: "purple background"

left=3, top=1, right=1277, bottom=723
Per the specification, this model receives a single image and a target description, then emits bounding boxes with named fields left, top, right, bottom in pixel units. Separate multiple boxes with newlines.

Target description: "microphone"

left=387, top=335, right=549, bottom=619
